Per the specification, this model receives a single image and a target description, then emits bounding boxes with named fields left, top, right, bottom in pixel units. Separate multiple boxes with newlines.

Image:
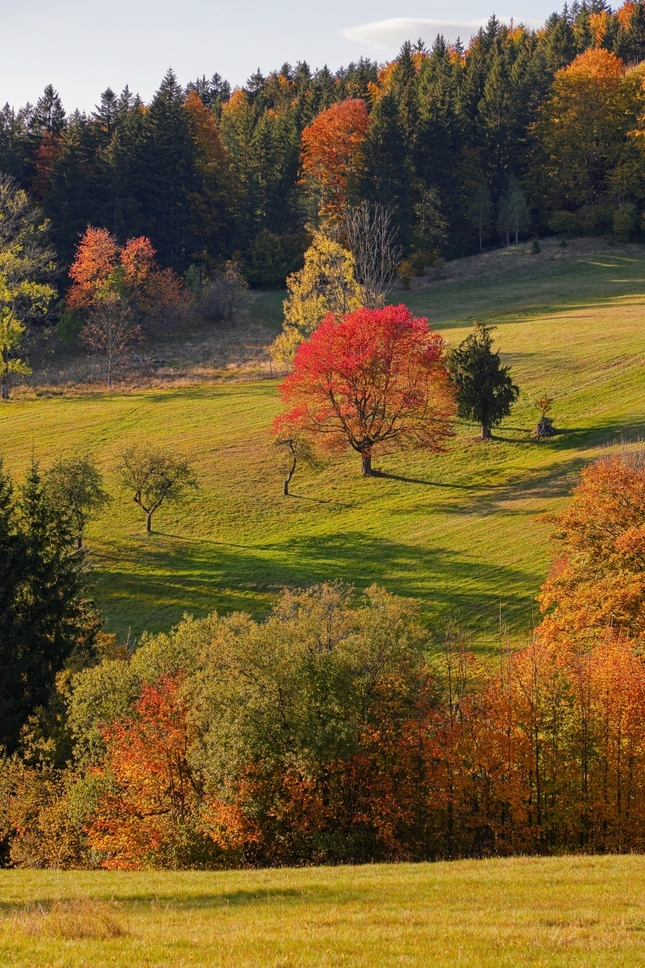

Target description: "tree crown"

left=274, top=303, right=455, bottom=462
left=447, top=322, right=519, bottom=431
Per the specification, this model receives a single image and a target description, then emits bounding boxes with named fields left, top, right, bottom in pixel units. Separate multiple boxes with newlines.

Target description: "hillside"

left=2, top=855, right=645, bottom=967
left=0, top=239, right=644, bottom=646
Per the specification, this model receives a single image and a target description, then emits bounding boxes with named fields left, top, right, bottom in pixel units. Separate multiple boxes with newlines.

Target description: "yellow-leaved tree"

left=270, top=230, right=362, bottom=368
left=0, top=173, right=57, bottom=399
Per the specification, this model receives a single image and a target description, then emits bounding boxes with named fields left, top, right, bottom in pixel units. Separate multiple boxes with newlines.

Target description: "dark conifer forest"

left=3, top=1, right=645, bottom=288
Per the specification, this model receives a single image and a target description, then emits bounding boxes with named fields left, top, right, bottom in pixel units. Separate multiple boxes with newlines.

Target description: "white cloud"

left=339, top=17, right=542, bottom=51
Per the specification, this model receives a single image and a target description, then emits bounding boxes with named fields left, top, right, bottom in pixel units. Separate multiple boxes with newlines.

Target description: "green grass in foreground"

left=1, top=244, right=645, bottom=645
left=1, top=856, right=645, bottom=966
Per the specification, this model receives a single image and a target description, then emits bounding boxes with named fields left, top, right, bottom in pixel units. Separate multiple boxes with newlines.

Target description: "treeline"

left=2, top=452, right=645, bottom=869
left=2, top=1, right=645, bottom=289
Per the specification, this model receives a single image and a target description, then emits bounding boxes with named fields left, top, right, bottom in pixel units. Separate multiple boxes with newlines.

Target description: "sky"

left=3, top=0, right=562, bottom=114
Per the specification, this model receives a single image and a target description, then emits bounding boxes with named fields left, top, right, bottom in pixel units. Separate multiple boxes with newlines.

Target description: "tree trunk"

left=1, top=381, right=8, bottom=401
left=481, top=424, right=492, bottom=440
left=283, top=455, right=297, bottom=496
left=361, top=452, right=373, bottom=476
left=146, top=510, right=153, bottom=532
left=77, top=534, right=83, bottom=550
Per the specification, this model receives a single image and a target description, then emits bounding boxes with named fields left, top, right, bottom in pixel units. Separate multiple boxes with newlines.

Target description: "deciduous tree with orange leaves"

left=85, top=674, right=211, bottom=870
left=273, top=304, right=455, bottom=476
left=67, top=227, right=187, bottom=325
left=538, top=452, right=645, bottom=641
left=301, top=98, right=370, bottom=222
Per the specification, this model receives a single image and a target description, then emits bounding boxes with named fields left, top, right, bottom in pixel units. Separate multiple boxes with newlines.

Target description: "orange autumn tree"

left=66, top=226, right=120, bottom=311
left=85, top=674, right=212, bottom=870
left=301, top=98, right=369, bottom=222
left=67, top=227, right=187, bottom=324
left=184, top=91, right=234, bottom=257
left=538, top=453, right=645, bottom=641
left=533, top=49, right=644, bottom=208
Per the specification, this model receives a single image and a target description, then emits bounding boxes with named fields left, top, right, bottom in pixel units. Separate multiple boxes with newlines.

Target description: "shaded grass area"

left=250, top=289, right=286, bottom=331
left=2, top=856, right=645, bottom=966
left=1, top=248, right=644, bottom=645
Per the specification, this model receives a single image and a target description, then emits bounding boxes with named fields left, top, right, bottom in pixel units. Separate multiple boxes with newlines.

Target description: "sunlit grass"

left=0, top=245, right=644, bottom=645
left=2, top=856, right=645, bottom=966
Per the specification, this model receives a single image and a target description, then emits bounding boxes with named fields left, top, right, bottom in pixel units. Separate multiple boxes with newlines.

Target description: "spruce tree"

left=413, top=38, right=460, bottom=203
left=29, top=85, right=66, bottom=136
left=359, top=92, right=411, bottom=242
left=447, top=322, right=519, bottom=439
left=139, top=70, right=197, bottom=267
left=0, top=462, right=99, bottom=751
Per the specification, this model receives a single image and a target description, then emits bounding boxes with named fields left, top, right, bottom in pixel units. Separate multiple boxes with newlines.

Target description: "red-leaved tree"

left=273, top=304, right=456, bottom=476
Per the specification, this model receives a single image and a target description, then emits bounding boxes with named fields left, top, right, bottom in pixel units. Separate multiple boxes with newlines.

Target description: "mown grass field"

left=2, top=855, right=645, bottom=966
left=1, top=241, right=644, bottom=645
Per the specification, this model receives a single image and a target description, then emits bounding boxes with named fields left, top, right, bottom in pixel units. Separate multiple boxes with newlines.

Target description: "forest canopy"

left=2, top=1, right=645, bottom=290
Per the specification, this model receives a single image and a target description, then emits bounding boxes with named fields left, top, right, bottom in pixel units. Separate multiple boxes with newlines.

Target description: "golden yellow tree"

left=270, top=231, right=362, bottom=368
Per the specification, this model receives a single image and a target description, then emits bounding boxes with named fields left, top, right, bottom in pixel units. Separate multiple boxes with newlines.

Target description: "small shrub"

left=532, top=239, right=541, bottom=254
left=548, top=211, right=579, bottom=238
left=409, top=250, right=431, bottom=276
left=398, top=259, right=413, bottom=290
left=579, top=202, right=614, bottom=236
left=613, top=204, right=638, bottom=242
left=201, top=262, right=251, bottom=322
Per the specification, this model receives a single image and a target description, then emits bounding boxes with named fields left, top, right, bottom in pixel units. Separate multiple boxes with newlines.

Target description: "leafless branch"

left=344, top=202, right=403, bottom=309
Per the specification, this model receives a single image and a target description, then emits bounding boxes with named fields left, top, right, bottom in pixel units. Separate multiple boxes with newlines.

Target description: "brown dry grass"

left=21, top=300, right=280, bottom=398
left=404, top=236, right=627, bottom=290
left=12, top=898, right=127, bottom=940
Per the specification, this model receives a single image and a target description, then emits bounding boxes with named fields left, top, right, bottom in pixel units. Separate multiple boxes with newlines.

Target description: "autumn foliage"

left=538, top=453, right=645, bottom=641
left=85, top=674, right=208, bottom=870
left=274, top=304, right=456, bottom=476
left=533, top=49, right=644, bottom=208
left=67, top=227, right=187, bottom=322
left=76, top=606, right=645, bottom=869
left=301, top=99, right=370, bottom=221
left=6, top=453, right=645, bottom=870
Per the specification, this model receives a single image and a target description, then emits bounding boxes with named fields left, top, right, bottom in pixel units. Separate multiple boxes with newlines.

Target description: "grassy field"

left=1, top=240, right=644, bottom=645
left=2, top=855, right=645, bottom=966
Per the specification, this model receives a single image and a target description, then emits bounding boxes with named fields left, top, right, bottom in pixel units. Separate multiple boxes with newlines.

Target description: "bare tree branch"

left=344, top=202, right=403, bottom=309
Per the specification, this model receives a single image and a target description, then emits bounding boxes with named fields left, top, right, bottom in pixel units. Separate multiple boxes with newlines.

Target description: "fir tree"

left=139, top=70, right=197, bottom=268
left=0, top=462, right=99, bottom=750
left=359, top=92, right=411, bottom=242
left=447, top=322, right=519, bottom=439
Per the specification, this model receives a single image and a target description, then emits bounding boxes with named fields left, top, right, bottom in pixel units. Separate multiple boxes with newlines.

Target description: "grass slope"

left=1, top=242, right=644, bottom=645
left=2, top=856, right=645, bottom=966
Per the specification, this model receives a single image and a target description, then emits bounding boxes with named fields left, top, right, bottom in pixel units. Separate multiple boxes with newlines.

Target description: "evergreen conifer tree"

left=360, top=92, right=411, bottom=242
left=447, top=322, right=519, bottom=439
left=139, top=70, right=197, bottom=267
left=0, top=462, right=99, bottom=750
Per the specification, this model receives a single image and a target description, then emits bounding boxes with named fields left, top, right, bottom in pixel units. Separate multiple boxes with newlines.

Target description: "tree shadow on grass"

left=128, top=885, right=363, bottom=908
left=95, top=526, right=542, bottom=644
left=371, top=469, right=481, bottom=489
left=93, top=415, right=645, bottom=639
left=287, top=493, right=355, bottom=509
left=0, top=886, right=360, bottom=915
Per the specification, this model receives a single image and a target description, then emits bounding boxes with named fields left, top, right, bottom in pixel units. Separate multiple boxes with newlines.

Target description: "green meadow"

left=2, top=855, right=645, bottom=967
left=1, top=241, right=644, bottom=646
